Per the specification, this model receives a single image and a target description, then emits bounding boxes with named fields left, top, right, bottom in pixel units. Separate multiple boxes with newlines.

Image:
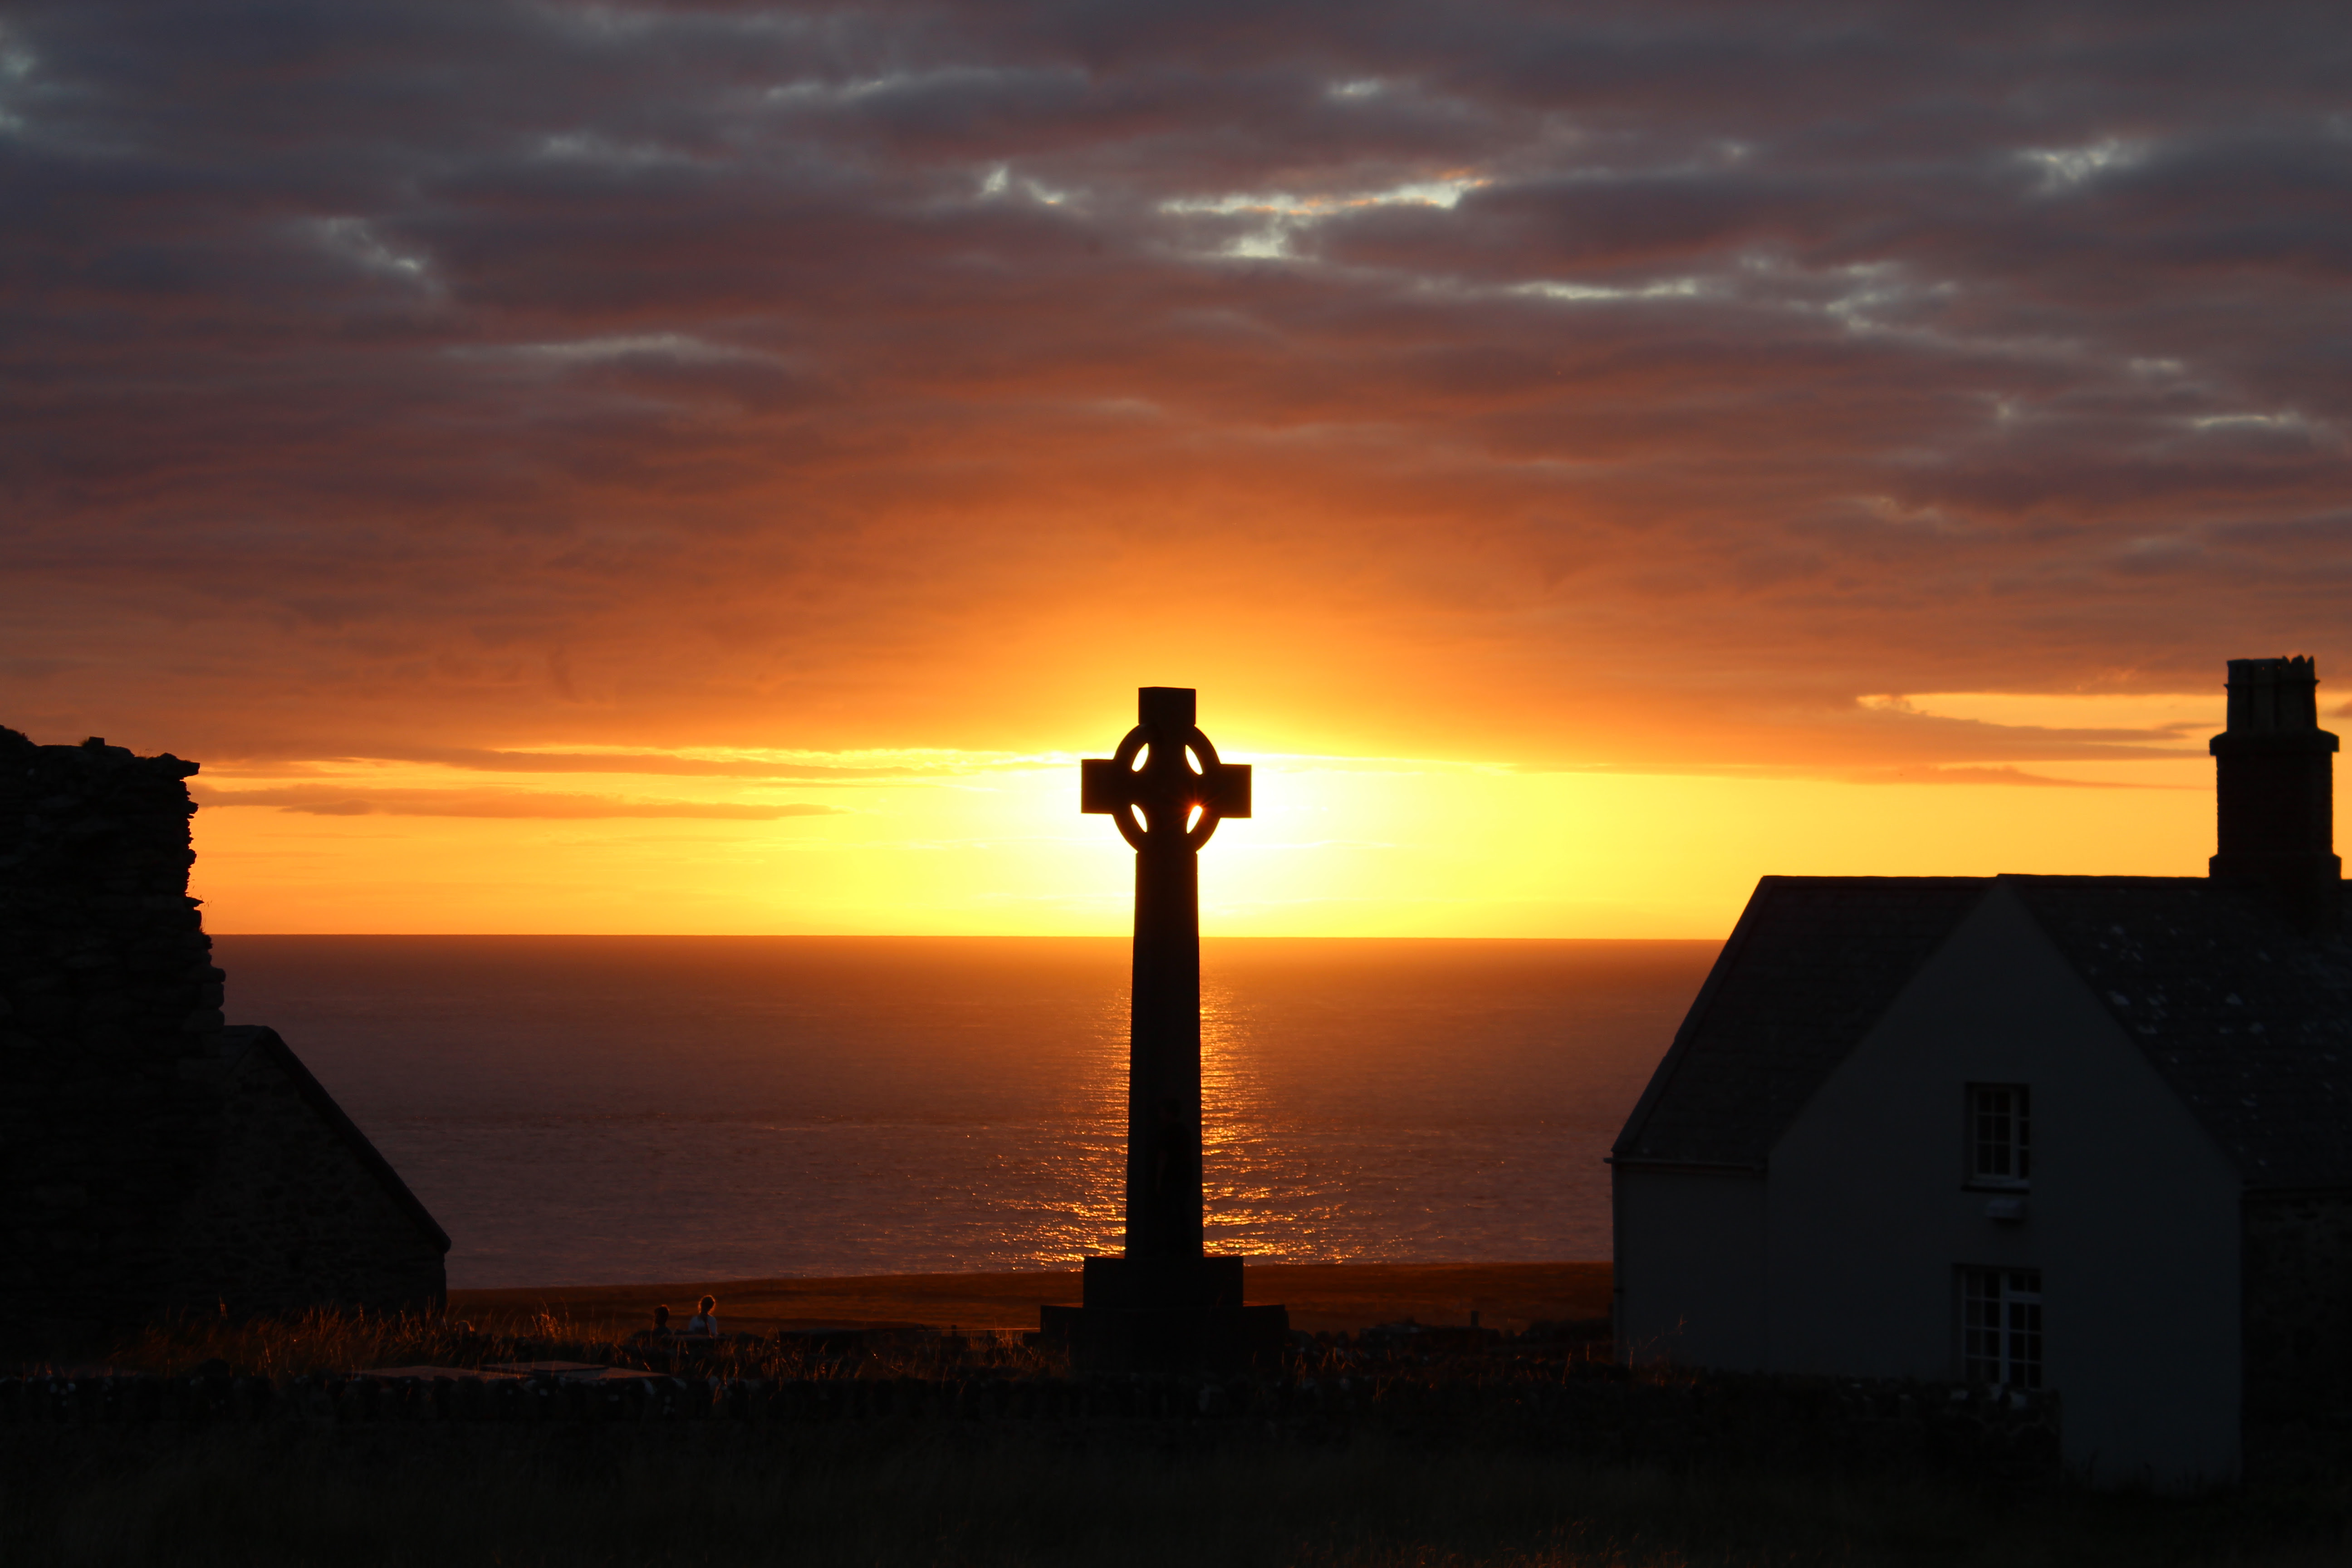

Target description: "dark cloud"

left=2, top=0, right=2347, bottom=766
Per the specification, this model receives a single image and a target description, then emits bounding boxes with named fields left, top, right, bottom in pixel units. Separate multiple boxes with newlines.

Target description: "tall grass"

left=81, top=1304, right=1057, bottom=1382
left=93, top=1305, right=496, bottom=1379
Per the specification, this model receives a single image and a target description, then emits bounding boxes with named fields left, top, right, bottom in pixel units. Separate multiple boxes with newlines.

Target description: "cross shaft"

left=1080, top=686, right=1250, bottom=1262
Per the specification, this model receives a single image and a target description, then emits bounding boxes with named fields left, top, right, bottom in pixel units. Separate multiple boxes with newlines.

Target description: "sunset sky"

left=6, top=2, right=2348, bottom=936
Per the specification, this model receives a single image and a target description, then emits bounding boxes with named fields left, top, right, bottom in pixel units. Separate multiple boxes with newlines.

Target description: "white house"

left=1610, top=657, right=2352, bottom=1488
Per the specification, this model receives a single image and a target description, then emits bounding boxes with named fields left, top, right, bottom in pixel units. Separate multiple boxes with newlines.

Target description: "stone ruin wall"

left=0, top=729, right=445, bottom=1346
left=0, top=733, right=225, bottom=1336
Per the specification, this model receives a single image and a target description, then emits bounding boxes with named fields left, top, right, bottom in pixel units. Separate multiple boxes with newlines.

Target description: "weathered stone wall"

left=2242, top=1188, right=2352, bottom=1419
left=0, top=731, right=225, bottom=1338
left=0, top=728, right=445, bottom=1345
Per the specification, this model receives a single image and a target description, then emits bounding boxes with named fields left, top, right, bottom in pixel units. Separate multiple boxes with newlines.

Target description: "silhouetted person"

left=686, top=1295, right=718, bottom=1336
left=650, top=1303, right=671, bottom=1335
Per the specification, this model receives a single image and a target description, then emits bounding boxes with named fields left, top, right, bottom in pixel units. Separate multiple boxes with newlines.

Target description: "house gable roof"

left=1611, top=876, right=1991, bottom=1170
left=1612, top=873, right=2352, bottom=1189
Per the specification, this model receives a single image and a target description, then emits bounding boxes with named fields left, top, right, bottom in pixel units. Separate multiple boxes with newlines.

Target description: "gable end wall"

left=1767, top=883, right=2244, bottom=1487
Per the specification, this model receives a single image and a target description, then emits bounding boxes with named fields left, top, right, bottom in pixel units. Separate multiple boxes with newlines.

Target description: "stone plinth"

left=1040, top=1258, right=1288, bottom=1372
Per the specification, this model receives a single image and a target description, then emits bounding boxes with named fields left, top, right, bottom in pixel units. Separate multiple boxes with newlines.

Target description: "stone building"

left=1611, top=657, right=2352, bottom=1487
left=0, top=729, right=447, bottom=1347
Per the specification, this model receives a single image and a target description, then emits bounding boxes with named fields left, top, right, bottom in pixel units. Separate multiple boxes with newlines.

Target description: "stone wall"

left=2242, top=1188, right=2352, bottom=1419
left=0, top=732, right=224, bottom=1338
left=0, top=728, right=446, bottom=1346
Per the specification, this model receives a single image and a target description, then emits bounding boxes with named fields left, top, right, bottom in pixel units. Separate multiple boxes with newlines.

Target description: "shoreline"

left=449, top=1259, right=1611, bottom=1336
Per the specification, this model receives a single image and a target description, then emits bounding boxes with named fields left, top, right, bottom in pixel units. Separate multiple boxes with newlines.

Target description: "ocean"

left=211, top=936, right=1715, bottom=1290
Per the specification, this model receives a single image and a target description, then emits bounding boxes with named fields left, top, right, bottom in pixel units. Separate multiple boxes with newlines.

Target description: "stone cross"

left=1080, top=686, right=1251, bottom=1265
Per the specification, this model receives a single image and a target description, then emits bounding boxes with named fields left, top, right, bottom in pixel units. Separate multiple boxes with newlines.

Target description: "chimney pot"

left=2223, top=656, right=2322, bottom=734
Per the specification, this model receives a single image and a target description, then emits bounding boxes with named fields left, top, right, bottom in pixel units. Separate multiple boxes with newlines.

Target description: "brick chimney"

left=2209, top=656, right=2341, bottom=930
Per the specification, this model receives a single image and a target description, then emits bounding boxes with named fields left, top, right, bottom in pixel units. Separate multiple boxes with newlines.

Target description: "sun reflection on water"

left=1035, top=974, right=1372, bottom=1265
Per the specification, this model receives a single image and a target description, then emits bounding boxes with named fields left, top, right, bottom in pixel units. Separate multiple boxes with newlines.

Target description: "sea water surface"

left=212, top=937, right=1714, bottom=1290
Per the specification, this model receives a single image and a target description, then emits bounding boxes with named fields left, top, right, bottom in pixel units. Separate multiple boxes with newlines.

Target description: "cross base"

left=1038, top=1255, right=1289, bottom=1372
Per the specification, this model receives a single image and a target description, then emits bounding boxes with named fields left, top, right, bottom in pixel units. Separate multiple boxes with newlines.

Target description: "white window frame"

left=1965, top=1082, right=2031, bottom=1190
left=1960, top=1267, right=2043, bottom=1389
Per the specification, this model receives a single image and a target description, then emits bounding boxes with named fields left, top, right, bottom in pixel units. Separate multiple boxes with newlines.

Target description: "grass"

left=89, top=1304, right=515, bottom=1380
left=80, top=1303, right=1056, bottom=1382
left=5, top=1310, right=2344, bottom=1568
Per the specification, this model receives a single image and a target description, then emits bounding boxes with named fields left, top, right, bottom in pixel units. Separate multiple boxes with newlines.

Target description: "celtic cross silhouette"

left=1080, top=687, right=1251, bottom=851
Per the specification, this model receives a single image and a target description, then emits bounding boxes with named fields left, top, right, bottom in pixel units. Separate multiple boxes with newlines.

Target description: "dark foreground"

left=4, top=1311, right=2348, bottom=1567
left=12, top=1421, right=2350, bottom=1568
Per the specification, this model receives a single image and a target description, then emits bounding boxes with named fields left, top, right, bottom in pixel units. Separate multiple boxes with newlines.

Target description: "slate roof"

left=2009, top=877, right=2352, bottom=1191
left=1611, top=877, right=1990, bottom=1170
left=1611, top=874, right=2352, bottom=1190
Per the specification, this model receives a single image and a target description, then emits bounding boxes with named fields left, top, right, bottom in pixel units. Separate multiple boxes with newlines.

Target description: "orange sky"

left=171, top=689, right=2285, bottom=936
left=5, top=4, right=2347, bottom=936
